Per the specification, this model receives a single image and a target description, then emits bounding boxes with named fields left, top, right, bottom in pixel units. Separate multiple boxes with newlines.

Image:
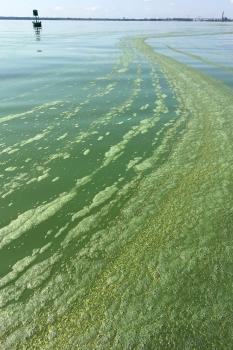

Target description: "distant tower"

left=32, top=9, right=42, bottom=28
left=222, top=11, right=228, bottom=21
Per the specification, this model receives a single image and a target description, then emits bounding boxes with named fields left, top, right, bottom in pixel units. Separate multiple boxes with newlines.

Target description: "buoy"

left=32, top=9, right=42, bottom=28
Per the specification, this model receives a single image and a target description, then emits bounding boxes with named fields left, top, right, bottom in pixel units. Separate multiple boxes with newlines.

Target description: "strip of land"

left=0, top=16, right=232, bottom=22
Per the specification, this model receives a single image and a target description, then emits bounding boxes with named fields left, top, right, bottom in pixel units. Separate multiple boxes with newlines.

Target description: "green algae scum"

left=1, top=20, right=233, bottom=349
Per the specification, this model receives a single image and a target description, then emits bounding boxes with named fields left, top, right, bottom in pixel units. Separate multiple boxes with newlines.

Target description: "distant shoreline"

left=0, top=16, right=233, bottom=22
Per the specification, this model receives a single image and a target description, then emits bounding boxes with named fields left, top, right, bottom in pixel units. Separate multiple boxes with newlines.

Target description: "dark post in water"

left=32, top=9, right=42, bottom=28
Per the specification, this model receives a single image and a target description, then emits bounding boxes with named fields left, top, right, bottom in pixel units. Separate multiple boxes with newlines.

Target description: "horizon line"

left=0, top=16, right=233, bottom=22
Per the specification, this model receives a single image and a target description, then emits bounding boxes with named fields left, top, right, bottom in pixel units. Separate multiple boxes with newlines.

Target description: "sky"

left=1, top=0, right=233, bottom=18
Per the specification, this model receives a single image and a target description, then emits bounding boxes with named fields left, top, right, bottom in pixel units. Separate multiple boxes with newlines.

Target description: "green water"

left=1, top=20, right=233, bottom=349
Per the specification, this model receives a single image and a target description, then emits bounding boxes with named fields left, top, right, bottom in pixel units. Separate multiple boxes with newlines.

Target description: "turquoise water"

left=1, top=20, right=233, bottom=349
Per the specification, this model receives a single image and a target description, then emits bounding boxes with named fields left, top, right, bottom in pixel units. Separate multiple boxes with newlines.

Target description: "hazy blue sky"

left=1, top=0, right=233, bottom=18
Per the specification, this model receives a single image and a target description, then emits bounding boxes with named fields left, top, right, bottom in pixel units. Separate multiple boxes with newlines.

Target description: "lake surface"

left=1, top=20, right=233, bottom=349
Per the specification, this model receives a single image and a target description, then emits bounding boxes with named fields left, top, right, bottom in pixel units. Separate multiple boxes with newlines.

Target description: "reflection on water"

left=34, top=27, right=42, bottom=41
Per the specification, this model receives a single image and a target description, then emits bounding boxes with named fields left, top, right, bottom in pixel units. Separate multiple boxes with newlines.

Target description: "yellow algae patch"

left=0, top=255, right=37, bottom=290
left=140, top=103, right=150, bottom=110
left=127, top=157, right=142, bottom=170
left=0, top=190, right=76, bottom=250
left=37, top=172, right=50, bottom=182
left=45, top=152, right=70, bottom=164
left=83, top=149, right=90, bottom=156
left=5, top=167, right=17, bottom=172
left=56, top=133, right=68, bottom=141
left=0, top=101, right=62, bottom=124
left=134, top=158, right=152, bottom=172
left=103, top=114, right=161, bottom=167
left=72, top=184, right=118, bottom=222
left=20, top=129, right=51, bottom=147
